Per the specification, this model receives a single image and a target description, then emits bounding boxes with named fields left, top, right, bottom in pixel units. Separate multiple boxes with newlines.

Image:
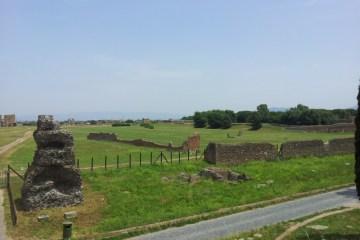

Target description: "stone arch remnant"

left=21, top=115, right=83, bottom=211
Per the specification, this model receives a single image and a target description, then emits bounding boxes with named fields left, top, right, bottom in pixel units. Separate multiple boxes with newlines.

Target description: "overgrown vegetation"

left=140, top=123, right=155, bottom=129
left=112, top=122, right=131, bottom=127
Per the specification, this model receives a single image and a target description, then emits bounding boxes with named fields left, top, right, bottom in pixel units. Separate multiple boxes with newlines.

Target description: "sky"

left=1, top=0, right=360, bottom=119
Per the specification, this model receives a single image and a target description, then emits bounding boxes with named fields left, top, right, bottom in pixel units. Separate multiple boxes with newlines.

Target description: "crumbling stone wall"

left=328, top=138, right=354, bottom=155
left=87, top=132, right=118, bottom=142
left=205, top=142, right=277, bottom=164
left=21, top=115, right=83, bottom=211
left=279, top=140, right=325, bottom=159
left=286, top=123, right=355, bottom=133
left=181, top=134, right=200, bottom=151
left=87, top=132, right=200, bottom=151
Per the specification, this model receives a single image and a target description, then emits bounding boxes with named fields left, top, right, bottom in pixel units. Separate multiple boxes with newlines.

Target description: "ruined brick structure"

left=87, top=132, right=200, bottom=151
left=328, top=138, right=354, bottom=155
left=279, top=140, right=326, bottom=159
left=0, top=114, right=16, bottom=127
left=205, top=142, right=277, bottom=164
left=21, top=115, right=83, bottom=210
left=87, top=132, right=118, bottom=142
left=205, top=138, right=355, bottom=165
left=181, top=134, right=200, bottom=151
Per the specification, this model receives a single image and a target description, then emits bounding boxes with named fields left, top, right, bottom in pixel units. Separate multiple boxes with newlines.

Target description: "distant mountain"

left=16, top=112, right=184, bottom=121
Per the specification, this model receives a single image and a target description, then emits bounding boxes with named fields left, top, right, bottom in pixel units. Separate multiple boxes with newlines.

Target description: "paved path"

left=130, top=186, right=358, bottom=240
left=0, top=131, right=32, bottom=156
left=0, top=190, right=7, bottom=240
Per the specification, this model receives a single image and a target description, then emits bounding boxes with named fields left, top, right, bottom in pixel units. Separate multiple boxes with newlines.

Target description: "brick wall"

left=279, top=140, right=326, bottom=159
left=205, top=142, right=277, bottom=164
left=328, top=138, right=354, bottom=155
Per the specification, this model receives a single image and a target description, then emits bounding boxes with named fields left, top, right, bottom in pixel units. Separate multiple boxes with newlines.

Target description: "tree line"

left=183, top=104, right=356, bottom=130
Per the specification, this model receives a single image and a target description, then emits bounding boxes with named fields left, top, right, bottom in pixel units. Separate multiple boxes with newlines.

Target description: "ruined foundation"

left=21, top=115, right=83, bottom=211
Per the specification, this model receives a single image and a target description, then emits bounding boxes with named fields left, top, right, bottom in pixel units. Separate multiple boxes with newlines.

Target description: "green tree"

left=257, top=104, right=269, bottom=122
left=248, top=112, right=262, bottom=130
left=236, top=111, right=252, bottom=123
left=193, top=112, right=207, bottom=128
left=207, top=110, right=232, bottom=129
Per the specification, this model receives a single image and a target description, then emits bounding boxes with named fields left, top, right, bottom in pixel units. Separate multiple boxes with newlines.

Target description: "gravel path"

left=0, top=131, right=32, bottom=156
left=130, top=186, right=358, bottom=240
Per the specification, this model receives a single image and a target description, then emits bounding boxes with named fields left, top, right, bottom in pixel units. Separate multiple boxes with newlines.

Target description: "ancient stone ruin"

left=87, top=132, right=200, bottom=152
left=21, top=115, right=83, bottom=211
left=199, top=168, right=250, bottom=182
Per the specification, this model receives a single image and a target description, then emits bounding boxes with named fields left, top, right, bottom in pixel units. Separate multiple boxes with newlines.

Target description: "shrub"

left=112, top=122, right=131, bottom=127
left=140, top=123, right=155, bottom=129
left=193, top=112, right=207, bottom=128
left=248, top=113, right=262, bottom=130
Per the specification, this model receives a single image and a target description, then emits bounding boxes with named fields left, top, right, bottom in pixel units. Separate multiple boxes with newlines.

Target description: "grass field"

left=224, top=208, right=360, bottom=240
left=0, top=123, right=356, bottom=239
left=1, top=123, right=353, bottom=171
left=0, top=126, right=33, bottom=147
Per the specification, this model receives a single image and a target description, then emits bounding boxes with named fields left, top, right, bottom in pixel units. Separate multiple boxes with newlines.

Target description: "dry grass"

left=4, top=182, right=106, bottom=240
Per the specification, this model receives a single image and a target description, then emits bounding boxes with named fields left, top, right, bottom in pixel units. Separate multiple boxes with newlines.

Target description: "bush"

left=207, top=111, right=232, bottom=129
left=193, top=112, right=207, bottom=128
left=248, top=113, right=262, bottom=130
left=125, top=119, right=134, bottom=124
left=112, top=122, right=131, bottom=127
left=140, top=123, right=155, bottom=129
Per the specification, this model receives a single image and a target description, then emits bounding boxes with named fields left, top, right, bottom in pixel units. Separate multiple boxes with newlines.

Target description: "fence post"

left=160, top=152, right=163, bottom=165
left=27, top=162, right=30, bottom=168
left=77, top=159, right=80, bottom=169
left=187, top=150, right=190, bottom=161
left=178, top=152, right=181, bottom=164
left=170, top=151, right=173, bottom=164
left=117, top=155, right=119, bottom=169
left=129, top=153, right=132, bottom=168
left=91, top=157, right=94, bottom=171
left=139, top=152, right=142, bottom=167
left=150, top=152, right=153, bottom=165
left=105, top=156, right=107, bottom=170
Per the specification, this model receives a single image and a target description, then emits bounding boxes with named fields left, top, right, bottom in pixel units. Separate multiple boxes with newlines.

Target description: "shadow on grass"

left=14, top=198, right=25, bottom=211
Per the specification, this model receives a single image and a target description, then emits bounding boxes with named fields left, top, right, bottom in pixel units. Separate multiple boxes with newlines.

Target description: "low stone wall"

left=87, top=133, right=118, bottom=142
left=279, top=140, right=326, bottom=159
left=328, top=138, right=354, bottom=155
left=286, top=123, right=355, bottom=133
left=205, top=137, right=354, bottom=165
left=118, top=139, right=172, bottom=149
left=87, top=132, right=200, bottom=151
left=205, top=142, right=277, bottom=164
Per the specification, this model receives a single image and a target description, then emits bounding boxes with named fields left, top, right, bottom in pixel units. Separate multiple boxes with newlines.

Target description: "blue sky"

left=1, top=0, right=359, bottom=119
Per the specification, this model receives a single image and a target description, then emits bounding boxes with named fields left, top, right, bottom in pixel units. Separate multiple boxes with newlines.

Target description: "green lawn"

left=1, top=123, right=356, bottom=240
left=3, top=123, right=353, bottom=171
left=0, top=126, right=33, bottom=147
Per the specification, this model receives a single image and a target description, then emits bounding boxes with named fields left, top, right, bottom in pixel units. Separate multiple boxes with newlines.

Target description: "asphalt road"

left=130, top=186, right=358, bottom=240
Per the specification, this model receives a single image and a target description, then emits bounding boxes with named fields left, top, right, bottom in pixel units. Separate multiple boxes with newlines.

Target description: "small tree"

left=248, top=113, right=262, bottom=130
left=193, top=112, right=207, bottom=128
left=355, top=85, right=360, bottom=199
